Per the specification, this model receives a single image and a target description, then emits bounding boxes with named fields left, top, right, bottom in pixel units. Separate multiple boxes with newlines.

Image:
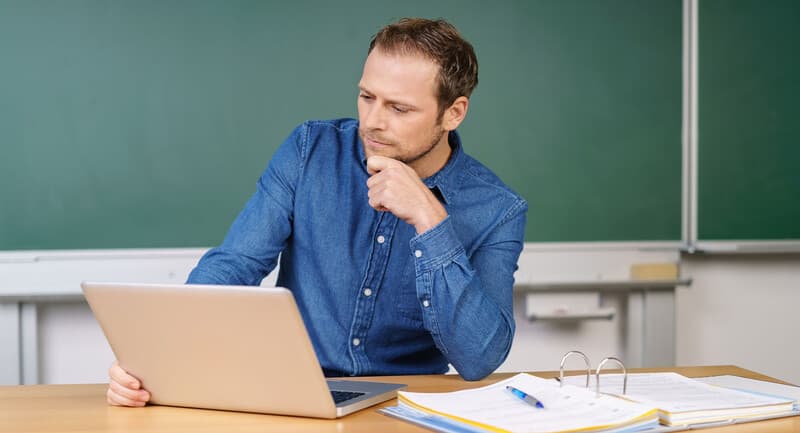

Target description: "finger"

left=368, top=182, right=393, bottom=204
left=107, top=386, right=147, bottom=407
left=109, top=377, right=150, bottom=403
left=366, top=155, right=393, bottom=175
left=368, top=195, right=384, bottom=211
left=107, top=388, right=147, bottom=407
left=366, top=172, right=381, bottom=188
left=109, top=362, right=140, bottom=389
left=367, top=191, right=389, bottom=212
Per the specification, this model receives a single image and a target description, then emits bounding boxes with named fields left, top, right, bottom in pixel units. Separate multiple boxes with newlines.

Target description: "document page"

left=399, top=373, right=657, bottom=433
left=695, top=375, right=800, bottom=409
left=561, top=372, right=793, bottom=414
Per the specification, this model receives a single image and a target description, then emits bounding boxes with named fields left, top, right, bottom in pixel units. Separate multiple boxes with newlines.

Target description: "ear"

left=441, top=96, right=469, bottom=131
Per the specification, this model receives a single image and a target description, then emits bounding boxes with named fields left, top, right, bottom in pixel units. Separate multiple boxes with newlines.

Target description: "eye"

left=359, top=93, right=373, bottom=101
left=392, top=105, right=408, bottom=113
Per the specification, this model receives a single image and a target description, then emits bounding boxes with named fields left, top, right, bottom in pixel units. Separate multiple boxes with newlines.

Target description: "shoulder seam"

left=305, top=118, right=358, bottom=133
left=499, top=198, right=528, bottom=225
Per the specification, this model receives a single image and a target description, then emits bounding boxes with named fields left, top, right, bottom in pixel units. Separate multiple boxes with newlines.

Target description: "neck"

left=410, top=133, right=452, bottom=179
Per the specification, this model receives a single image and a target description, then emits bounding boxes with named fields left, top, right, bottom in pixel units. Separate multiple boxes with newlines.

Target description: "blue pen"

left=506, top=385, right=545, bottom=409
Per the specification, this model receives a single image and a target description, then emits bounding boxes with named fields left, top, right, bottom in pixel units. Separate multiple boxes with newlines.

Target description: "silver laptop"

left=81, top=282, right=406, bottom=418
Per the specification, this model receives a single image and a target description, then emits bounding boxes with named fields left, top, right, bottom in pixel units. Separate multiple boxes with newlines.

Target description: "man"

left=107, top=17, right=527, bottom=407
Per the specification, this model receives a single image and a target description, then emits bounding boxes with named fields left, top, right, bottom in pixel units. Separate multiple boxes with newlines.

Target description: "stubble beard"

left=359, top=123, right=447, bottom=166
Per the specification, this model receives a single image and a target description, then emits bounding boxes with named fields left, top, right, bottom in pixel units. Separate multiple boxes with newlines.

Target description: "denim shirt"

left=187, top=118, right=527, bottom=381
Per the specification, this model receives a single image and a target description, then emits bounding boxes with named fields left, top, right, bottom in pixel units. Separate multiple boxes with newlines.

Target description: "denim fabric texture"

left=187, top=118, right=527, bottom=380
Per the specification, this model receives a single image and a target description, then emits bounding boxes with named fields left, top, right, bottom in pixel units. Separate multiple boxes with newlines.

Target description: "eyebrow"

left=358, top=85, right=416, bottom=109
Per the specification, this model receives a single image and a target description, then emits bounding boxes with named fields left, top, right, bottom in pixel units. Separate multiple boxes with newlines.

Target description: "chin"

left=363, top=145, right=396, bottom=161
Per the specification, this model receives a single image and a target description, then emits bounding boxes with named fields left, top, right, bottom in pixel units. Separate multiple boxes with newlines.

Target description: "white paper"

left=695, top=375, right=800, bottom=409
left=560, top=372, right=795, bottom=424
left=399, top=373, right=657, bottom=433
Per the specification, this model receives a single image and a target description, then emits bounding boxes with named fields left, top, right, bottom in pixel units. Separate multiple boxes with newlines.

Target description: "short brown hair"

left=368, top=18, right=478, bottom=118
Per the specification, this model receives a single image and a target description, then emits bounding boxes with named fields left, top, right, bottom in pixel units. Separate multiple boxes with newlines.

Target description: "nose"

left=361, top=101, right=387, bottom=131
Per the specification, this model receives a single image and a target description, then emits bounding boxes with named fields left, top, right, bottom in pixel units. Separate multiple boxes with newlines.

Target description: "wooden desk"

left=1, top=366, right=798, bottom=433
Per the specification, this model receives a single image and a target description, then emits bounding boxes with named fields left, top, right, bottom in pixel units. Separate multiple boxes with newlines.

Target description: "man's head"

left=358, top=18, right=478, bottom=177
left=368, top=18, right=478, bottom=120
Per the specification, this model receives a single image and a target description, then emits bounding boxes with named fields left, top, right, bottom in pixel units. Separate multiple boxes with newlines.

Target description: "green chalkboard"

left=698, top=0, right=800, bottom=241
left=0, top=0, right=683, bottom=250
left=466, top=1, right=683, bottom=242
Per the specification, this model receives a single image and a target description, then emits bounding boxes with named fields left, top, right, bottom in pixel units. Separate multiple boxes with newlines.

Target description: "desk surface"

left=1, top=366, right=798, bottom=433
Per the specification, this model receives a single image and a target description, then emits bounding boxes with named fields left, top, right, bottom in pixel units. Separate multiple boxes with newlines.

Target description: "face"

left=357, top=48, right=451, bottom=176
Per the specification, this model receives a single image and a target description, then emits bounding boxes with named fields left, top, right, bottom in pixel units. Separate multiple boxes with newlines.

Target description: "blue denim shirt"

left=188, top=118, right=527, bottom=381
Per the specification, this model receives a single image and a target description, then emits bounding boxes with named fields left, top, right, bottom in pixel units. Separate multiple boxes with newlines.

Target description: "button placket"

left=347, top=213, right=399, bottom=374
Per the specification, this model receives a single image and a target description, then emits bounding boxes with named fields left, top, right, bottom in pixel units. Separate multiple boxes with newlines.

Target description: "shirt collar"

left=421, top=130, right=463, bottom=205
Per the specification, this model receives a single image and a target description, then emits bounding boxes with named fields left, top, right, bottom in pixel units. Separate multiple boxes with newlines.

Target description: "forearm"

left=410, top=216, right=522, bottom=381
left=187, top=247, right=277, bottom=286
left=424, top=268, right=516, bottom=381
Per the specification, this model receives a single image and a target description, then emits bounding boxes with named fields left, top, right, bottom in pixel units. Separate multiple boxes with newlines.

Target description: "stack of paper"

left=560, top=372, right=796, bottom=427
left=696, top=375, right=800, bottom=413
left=383, top=373, right=659, bottom=433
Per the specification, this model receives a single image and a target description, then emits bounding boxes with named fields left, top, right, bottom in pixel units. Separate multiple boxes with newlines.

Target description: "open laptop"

left=81, top=282, right=406, bottom=418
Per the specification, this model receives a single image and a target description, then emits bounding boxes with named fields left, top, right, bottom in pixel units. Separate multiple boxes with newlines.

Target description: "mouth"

left=363, top=136, right=393, bottom=149
left=360, top=133, right=404, bottom=167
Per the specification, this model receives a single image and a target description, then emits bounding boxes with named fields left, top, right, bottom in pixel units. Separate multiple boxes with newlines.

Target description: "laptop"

left=81, top=282, right=406, bottom=418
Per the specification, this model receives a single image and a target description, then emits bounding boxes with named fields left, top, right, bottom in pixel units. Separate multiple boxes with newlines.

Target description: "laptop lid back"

left=82, top=282, right=338, bottom=418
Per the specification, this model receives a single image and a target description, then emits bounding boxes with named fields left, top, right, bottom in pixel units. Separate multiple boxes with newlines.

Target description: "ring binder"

left=383, top=361, right=799, bottom=432
left=558, top=351, right=628, bottom=398
left=559, top=350, right=591, bottom=388
left=596, top=357, right=628, bottom=397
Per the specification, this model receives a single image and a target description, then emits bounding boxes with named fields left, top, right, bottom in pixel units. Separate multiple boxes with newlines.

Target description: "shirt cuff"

left=409, top=216, right=464, bottom=272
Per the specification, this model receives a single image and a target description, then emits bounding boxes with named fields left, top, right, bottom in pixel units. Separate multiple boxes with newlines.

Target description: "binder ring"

left=595, top=357, right=627, bottom=397
left=559, top=350, right=591, bottom=388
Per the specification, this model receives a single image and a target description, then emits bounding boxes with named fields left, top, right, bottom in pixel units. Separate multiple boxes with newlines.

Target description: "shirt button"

left=352, top=338, right=361, bottom=347
left=422, top=299, right=430, bottom=308
left=363, top=288, right=372, bottom=297
left=377, top=235, right=386, bottom=244
left=414, top=249, right=423, bottom=258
